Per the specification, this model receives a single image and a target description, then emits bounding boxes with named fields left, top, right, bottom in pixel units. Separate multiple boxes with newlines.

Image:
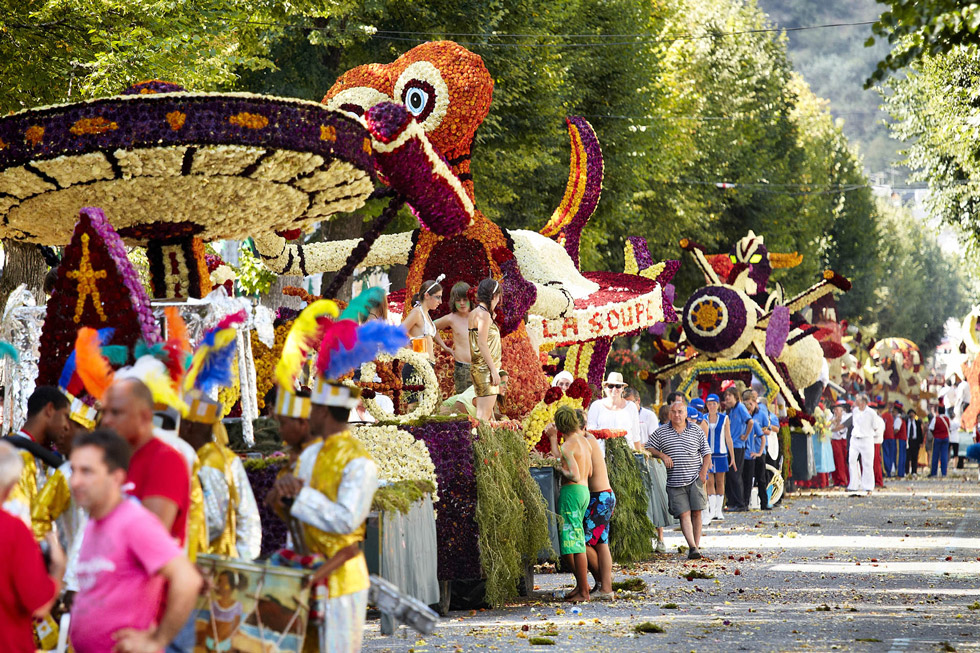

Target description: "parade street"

left=365, top=471, right=980, bottom=653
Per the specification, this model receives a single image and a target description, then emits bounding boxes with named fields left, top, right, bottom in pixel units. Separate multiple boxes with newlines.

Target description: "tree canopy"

left=866, top=0, right=980, bottom=86
left=0, top=0, right=972, bottom=354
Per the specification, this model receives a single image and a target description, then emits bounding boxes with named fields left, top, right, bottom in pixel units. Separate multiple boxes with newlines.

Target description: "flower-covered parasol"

left=0, top=83, right=377, bottom=298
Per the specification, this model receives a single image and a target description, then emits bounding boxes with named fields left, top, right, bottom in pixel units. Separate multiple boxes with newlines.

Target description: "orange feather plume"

left=165, top=306, right=191, bottom=355
left=75, top=327, right=114, bottom=401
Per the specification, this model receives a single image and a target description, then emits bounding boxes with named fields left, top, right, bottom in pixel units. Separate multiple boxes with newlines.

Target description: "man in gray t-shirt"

left=646, top=398, right=711, bottom=559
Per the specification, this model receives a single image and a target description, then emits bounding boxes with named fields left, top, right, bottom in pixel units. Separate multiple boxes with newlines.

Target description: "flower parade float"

left=653, top=231, right=851, bottom=416
left=651, top=231, right=851, bottom=491
left=249, top=41, right=679, bottom=414
left=0, top=80, right=379, bottom=300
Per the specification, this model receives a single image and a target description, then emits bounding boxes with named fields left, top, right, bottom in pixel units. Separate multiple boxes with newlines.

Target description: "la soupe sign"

left=528, top=290, right=664, bottom=347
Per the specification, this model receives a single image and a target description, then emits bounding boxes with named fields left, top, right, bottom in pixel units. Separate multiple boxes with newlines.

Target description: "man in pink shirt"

left=69, top=429, right=201, bottom=653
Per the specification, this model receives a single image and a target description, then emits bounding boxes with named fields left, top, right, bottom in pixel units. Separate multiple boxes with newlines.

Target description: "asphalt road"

left=364, top=468, right=980, bottom=652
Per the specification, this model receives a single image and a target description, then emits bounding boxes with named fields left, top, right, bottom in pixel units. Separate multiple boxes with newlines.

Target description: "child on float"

left=434, top=282, right=473, bottom=394
left=549, top=406, right=593, bottom=603
left=468, top=279, right=504, bottom=421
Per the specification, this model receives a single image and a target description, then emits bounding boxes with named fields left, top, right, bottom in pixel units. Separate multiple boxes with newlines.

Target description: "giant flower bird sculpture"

left=250, top=41, right=678, bottom=410
left=0, top=80, right=383, bottom=299
left=653, top=232, right=850, bottom=414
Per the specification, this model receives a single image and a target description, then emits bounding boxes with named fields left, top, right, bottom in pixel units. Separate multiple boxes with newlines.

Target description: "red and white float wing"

left=525, top=271, right=666, bottom=348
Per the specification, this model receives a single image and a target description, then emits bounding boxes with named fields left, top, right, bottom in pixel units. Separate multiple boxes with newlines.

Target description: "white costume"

left=847, top=406, right=883, bottom=492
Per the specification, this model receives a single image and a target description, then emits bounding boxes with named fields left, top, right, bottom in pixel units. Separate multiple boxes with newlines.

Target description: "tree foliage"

left=873, top=200, right=970, bottom=352
left=757, top=0, right=899, bottom=174
left=866, top=0, right=980, bottom=86
left=0, top=0, right=969, bottom=353
left=884, top=47, right=980, bottom=253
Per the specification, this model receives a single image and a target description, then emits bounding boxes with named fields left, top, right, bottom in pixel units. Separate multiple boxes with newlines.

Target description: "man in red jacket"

left=881, top=401, right=897, bottom=478
left=874, top=403, right=890, bottom=488
left=0, top=440, right=65, bottom=653
left=892, top=401, right=908, bottom=478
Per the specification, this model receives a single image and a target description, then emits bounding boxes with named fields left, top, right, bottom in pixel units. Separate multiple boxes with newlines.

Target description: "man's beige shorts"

left=667, top=478, right=708, bottom=517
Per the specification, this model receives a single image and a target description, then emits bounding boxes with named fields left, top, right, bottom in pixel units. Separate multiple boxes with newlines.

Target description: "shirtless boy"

left=581, top=409, right=616, bottom=600
left=435, top=282, right=473, bottom=393
left=549, top=405, right=593, bottom=602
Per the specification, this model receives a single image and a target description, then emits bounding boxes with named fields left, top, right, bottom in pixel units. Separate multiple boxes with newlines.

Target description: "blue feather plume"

left=186, top=327, right=238, bottom=394
left=322, top=321, right=409, bottom=380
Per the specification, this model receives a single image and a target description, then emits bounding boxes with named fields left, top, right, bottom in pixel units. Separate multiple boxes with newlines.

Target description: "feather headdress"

left=316, top=315, right=409, bottom=380
left=183, top=311, right=248, bottom=395
left=59, top=327, right=114, bottom=395
left=275, top=299, right=339, bottom=389
left=339, top=287, right=386, bottom=323
left=74, top=327, right=115, bottom=401
left=116, top=355, right=188, bottom=415
left=162, top=306, right=192, bottom=380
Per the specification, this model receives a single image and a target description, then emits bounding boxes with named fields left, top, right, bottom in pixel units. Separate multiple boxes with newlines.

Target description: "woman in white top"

left=402, top=279, right=452, bottom=361
left=587, top=372, right=641, bottom=453
left=401, top=279, right=452, bottom=408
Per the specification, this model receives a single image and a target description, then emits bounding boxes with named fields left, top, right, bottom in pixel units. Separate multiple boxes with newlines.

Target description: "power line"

left=221, top=18, right=878, bottom=49
left=648, top=178, right=980, bottom=196
left=583, top=110, right=885, bottom=121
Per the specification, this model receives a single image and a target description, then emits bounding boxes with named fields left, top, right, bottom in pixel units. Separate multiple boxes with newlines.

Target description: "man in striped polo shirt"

left=646, top=397, right=711, bottom=560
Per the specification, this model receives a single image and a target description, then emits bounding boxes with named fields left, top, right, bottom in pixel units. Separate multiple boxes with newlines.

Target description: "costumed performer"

left=892, top=401, right=908, bottom=478
left=31, top=390, right=99, bottom=601
left=469, top=278, right=504, bottom=420
left=2, top=384, right=69, bottom=528
left=830, top=401, right=850, bottom=487
left=268, top=290, right=405, bottom=653
left=179, top=313, right=262, bottom=560
left=704, top=394, right=736, bottom=522
left=402, top=278, right=451, bottom=408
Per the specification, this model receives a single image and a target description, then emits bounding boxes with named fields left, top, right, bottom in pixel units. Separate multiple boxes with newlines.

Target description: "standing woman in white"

left=587, top=373, right=641, bottom=454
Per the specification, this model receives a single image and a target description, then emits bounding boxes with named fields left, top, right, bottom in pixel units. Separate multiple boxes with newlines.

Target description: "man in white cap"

left=179, top=393, right=261, bottom=560
left=268, top=377, right=378, bottom=653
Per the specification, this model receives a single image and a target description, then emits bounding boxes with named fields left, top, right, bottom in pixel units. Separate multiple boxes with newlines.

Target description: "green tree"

left=872, top=200, right=970, bottom=351
left=866, top=0, right=980, bottom=86
left=884, top=47, right=980, bottom=255
left=0, top=0, right=341, bottom=301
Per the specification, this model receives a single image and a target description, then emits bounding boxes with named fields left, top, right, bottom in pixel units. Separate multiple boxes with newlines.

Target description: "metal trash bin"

left=790, top=430, right=815, bottom=481
left=530, top=466, right=560, bottom=562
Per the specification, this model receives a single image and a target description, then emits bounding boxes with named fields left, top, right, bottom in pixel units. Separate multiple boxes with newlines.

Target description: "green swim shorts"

left=558, top=483, right=590, bottom=555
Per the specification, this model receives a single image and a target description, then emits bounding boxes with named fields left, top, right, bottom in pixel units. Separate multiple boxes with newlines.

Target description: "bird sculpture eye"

left=401, top=81, right=436, bottom=121
left=394, top=62, right=449, bottom=131
left=405, top=86, right=430, bottom=115
left=729, top=254, right=738, bottom=263
left=749, top=253, right=763, bottom=264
